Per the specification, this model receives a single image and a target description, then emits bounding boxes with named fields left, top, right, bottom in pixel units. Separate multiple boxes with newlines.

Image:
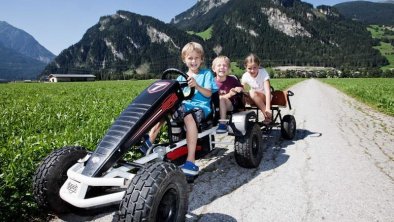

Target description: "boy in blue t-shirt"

left=146, top=42, right=217, bottom=176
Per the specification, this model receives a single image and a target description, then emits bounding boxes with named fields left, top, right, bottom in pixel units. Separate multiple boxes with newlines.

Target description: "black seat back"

left=211, top=91, right=220, bottom=126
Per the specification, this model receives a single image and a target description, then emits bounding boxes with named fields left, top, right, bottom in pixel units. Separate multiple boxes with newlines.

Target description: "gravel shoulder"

left=53, top=79, right=394, bottom=222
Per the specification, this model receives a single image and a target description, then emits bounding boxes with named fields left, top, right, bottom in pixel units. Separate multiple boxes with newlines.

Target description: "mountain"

left=379, top=0, right=394, bottom=4
left=43, top=0, right=387, bottom=79
left=0, top=21, right=56, bottom=80
left=171, top=0, right=232, bottom=31
left=41, top=11, right=201, bottom=80
left=0, top=21, right=55, bottom=63
left=0, top=42, right=47, bottom=81
left=334, top=1, right=394, bottom=25
left=171, top=0, right=386, bottom=68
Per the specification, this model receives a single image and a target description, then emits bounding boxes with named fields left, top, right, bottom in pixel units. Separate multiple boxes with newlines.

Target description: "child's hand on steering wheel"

left=187, top=76, right=197, bottom=88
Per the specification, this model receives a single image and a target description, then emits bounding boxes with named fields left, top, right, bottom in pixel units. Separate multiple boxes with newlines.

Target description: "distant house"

left=48, top=74, right=96, bottom=82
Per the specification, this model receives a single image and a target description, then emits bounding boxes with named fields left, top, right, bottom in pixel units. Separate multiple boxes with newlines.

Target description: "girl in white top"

left=241, top=53, right=272, bottom=124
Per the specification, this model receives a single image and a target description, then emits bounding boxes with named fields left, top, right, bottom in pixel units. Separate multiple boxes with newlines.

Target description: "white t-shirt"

left=241, top=68, right=270, bottom=94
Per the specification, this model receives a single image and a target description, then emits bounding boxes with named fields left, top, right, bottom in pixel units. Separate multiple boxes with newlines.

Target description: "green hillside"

left=367, top=25, right=394, bottom=71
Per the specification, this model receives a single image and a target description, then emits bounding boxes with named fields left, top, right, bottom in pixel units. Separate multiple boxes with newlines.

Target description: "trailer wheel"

left=234, top=123, right=263, bottom=168
left=281, top=114, right=296, bottom=139
left=118, top=162, right=188, bottom=222
left=33, top=146, right=87, bottom=213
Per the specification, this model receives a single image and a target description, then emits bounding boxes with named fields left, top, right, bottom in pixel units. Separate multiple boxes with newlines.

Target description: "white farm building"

left=48, top=74, right=96, bottom=82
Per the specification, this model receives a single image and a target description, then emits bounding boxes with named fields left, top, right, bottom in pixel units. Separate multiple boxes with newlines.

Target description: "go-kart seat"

left=244, top=86, right=292, bottom=110
left=169, top=91, right=219, bottom=133
left=271, top=88, right=293, bottom=109
left=199, top=91, right=220, bottom=132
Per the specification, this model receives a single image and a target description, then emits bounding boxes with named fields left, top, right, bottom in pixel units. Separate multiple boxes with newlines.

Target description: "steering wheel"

left=162, top=68, right=195, bottom=100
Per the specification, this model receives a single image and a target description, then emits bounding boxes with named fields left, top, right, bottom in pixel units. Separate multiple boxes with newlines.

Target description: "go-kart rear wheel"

left=234, top=123, right=263, bottom=168
left=281, top=114, right=296, bottom=139
left=33, top=146, right=88, bottom=213
left=118, top=162, right=188, bottom=222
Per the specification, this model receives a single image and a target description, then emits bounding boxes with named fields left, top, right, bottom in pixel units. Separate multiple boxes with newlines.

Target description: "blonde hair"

left=181, top=42, right=204, bottom=61
left=211, top=55, right=230, bottom=70
left=244, top=53, right=261, bottom=67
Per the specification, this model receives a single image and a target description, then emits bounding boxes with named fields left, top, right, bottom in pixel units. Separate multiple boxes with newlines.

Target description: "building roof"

left=49, top=74, right=96, bottom=78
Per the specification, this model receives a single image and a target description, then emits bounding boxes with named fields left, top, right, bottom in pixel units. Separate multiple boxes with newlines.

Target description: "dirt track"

left=53, top=79, right=394, bottom=222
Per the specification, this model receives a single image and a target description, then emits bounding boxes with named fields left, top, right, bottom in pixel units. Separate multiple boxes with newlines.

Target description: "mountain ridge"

left=0, top=21, right=56, bottom=80
left=0, top=21, right=55, bottom=63
left=41, top=11, right=201, bottom=80
left=171, top=0, right=386, bottom=68
left=42, top=0, right=387, bottom=79
left=334, top=1, right=394, bottom=25
left=0, top=41, right=47, bottom=81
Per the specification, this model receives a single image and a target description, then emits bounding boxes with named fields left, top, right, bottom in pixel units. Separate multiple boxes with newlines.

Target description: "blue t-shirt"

left=177, top=69, right=218, bottom=118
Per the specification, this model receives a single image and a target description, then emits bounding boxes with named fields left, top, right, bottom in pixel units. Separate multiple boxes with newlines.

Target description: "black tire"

left=118, top=162, right=188, bottom=222
left=33, top=146, right=88, bottom=213
left=234, top=123, right=263, bottom=168
left=281, top=115, right=296, bottom=139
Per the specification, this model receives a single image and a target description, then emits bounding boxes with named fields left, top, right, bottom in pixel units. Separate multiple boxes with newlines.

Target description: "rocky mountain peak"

left=317, top=5, right=341, bottom=17
left=171, top=0, right=230, bottom=25
left=261, top=7, right=312, bottom=37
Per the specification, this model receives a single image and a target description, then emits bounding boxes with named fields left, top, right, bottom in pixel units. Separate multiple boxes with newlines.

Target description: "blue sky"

left=0, top=0, right=379, bottom=55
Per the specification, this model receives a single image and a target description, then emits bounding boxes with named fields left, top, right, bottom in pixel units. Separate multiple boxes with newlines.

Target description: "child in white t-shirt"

left=241, top=53, right=272, bottom=124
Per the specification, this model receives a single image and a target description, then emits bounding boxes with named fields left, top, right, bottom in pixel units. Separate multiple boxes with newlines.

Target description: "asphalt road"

left=53, top=79, right=394, bottom=222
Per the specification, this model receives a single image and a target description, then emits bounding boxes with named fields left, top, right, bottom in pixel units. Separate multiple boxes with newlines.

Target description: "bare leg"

left=250, top=91, right=272, bottom=124
left=184, top=114, right=198, bottom=163
left=250, top=91, right=267, bottom=117
left=148, top=119, right=165, bottom=143
left=219, top=96, right=233, bottom=122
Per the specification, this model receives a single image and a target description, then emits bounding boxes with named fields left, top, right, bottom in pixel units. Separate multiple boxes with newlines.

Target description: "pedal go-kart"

left=33, top=68, right=296, bottom=221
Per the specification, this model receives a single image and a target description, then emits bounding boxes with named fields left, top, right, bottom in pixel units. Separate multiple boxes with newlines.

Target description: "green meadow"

left=320, top=78, right=394, bottom=116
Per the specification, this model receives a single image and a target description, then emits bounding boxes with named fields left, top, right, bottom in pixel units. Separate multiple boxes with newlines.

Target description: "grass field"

left=320, top=78, right=394, bottom=116
left=0, top=80, right=152, bottom=220
left=270, top=78, right=304, bottom=91
left=0, top=78, right=302, bottom=220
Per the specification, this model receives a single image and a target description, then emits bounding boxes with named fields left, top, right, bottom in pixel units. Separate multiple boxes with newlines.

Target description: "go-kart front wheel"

left=234, top=123, right=264, bottom=168
left=117, top=162, right=188, bottom=222
left=33, top=146, right=88, bottom=213
left=281, top=114, right=296, bottom=139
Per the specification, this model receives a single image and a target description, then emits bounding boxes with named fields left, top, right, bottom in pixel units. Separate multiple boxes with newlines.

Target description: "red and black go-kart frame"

left=32, top=69, right=296, bottom=222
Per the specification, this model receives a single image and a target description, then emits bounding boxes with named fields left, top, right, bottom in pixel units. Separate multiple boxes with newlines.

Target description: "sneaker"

left=216, top=123, right=228, bottom=134
left=139, top=135, right=152, bottom=154
left=181, top=161, right=199, bottom=176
